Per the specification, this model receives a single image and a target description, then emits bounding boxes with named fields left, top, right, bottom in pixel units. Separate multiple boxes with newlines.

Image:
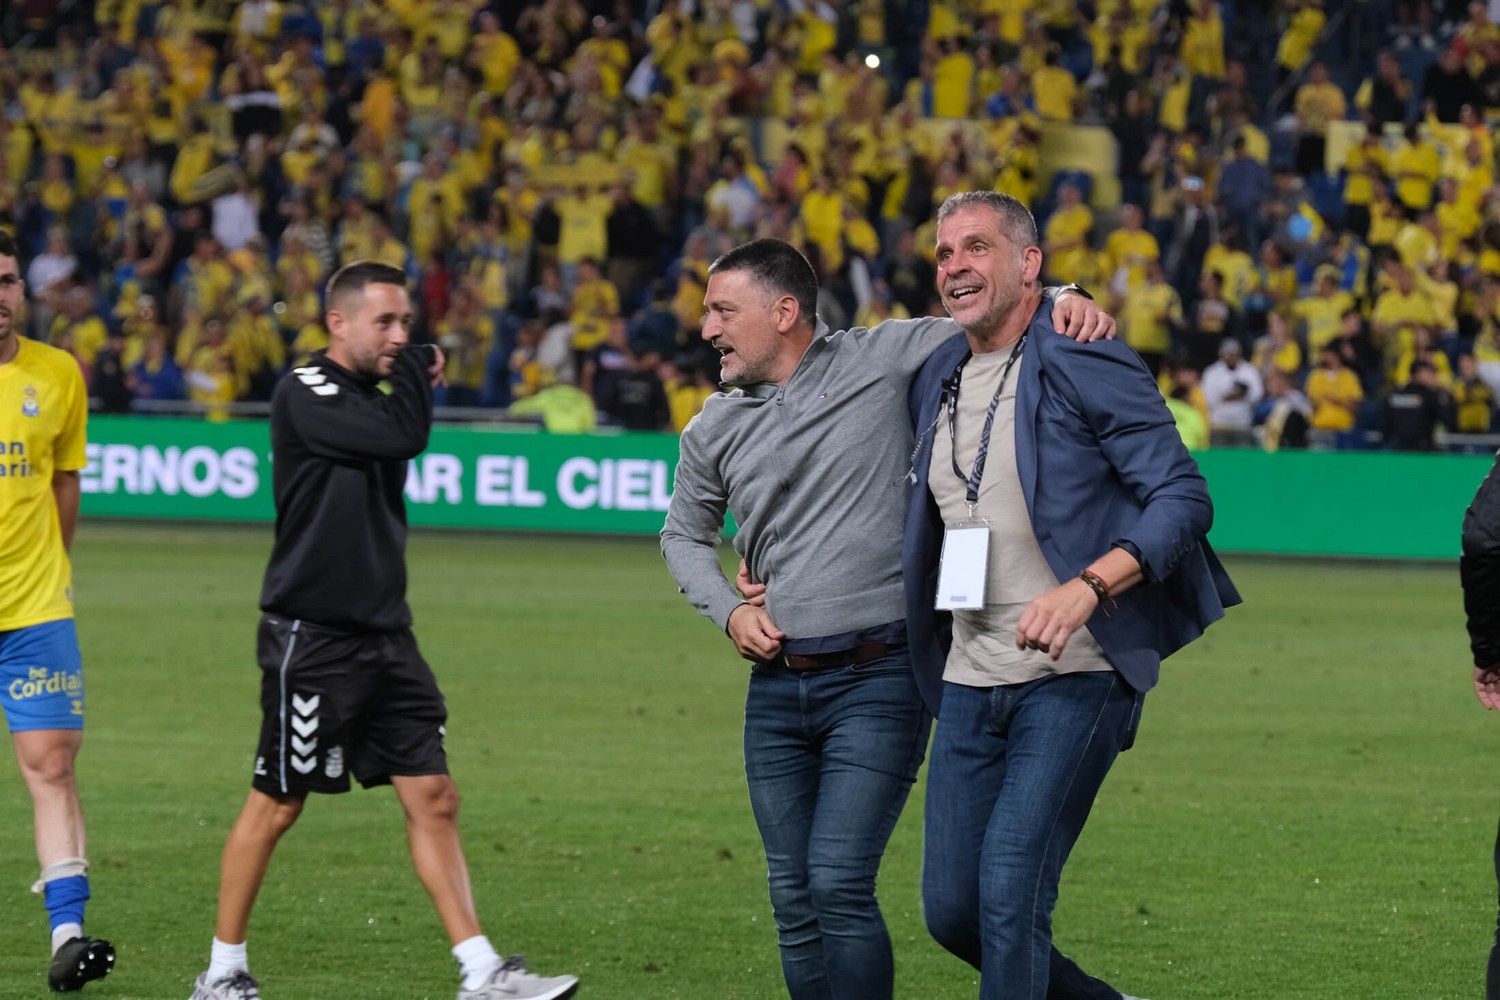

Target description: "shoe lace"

left=221, top=970, right=262, bottom=999
left=497, top=955, right=531, bottom=976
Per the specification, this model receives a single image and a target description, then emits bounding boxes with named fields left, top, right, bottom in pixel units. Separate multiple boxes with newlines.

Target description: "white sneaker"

left=189, top=970, right=262, bottom=999
left=457, top=956, right=579, bottom=1000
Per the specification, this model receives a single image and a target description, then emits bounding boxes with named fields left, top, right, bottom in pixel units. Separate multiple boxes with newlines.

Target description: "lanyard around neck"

left=945, top=334, right=1026, bottom=511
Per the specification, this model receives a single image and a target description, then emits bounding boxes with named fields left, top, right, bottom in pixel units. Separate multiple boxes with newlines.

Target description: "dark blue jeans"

left=923, top=672, right=1143, bottom=1000
left=744, top=652, right=932, bottom=1000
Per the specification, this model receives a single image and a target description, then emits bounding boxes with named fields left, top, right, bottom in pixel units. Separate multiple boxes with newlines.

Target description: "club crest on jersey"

left=21, top=385, right=38, bottom=417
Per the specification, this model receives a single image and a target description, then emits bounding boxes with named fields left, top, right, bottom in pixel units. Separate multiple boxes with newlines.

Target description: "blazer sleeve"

left=1041, top=334, right=1214, bottom=583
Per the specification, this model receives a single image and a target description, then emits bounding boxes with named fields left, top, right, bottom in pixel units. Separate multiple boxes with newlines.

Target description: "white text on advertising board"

left=403, top=454, right=673, bottom=511
left=82, top=444, right=674, bottom=514
left=81, top=443, right=260, bottom=498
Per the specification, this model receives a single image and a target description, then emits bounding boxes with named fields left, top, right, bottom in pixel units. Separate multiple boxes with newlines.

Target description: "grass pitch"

left=0, top=523, right=1492, bottom=999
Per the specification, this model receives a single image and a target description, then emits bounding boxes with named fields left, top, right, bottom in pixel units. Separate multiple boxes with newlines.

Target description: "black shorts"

left=252, top=615, right=448, bottom=796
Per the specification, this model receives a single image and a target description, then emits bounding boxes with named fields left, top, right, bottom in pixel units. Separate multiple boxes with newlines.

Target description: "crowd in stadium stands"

left=0, top=0, right=1498, bottom=448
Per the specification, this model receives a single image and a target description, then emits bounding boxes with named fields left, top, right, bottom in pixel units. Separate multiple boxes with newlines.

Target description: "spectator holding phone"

left=1201, top=337, right=1263, bottom=444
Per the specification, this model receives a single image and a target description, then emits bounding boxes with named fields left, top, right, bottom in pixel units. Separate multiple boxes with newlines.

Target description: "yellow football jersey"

left=0, top=338, right=87, bottom=630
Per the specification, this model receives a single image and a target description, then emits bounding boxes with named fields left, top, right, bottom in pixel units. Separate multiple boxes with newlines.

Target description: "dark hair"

left=708, top=238, right=818, bottom=328
left=325, top=260, right=407, bottom=308
left=0, top=230, right=20, bottom=263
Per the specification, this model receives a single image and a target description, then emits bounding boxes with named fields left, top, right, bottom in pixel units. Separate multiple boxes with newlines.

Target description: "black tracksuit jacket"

left=1463, top=451, right=1500, bottom=669
left=259, top=346, right=435, bottom=632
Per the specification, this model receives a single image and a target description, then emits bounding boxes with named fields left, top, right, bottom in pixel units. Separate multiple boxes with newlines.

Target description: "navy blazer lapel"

left=1014, top=319, right=1044, bottom=519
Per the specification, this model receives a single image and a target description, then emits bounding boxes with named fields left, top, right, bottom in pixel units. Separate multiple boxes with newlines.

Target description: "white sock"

left=452, top=935, right=502, bottom=990
left=51, top=923, right=82, bottom=955
left=206, top=937, right=248, bottom=981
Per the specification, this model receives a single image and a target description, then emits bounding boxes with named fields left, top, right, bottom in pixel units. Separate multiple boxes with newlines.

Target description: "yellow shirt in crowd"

left=1105, top=229, right=1160, bottom=290
left=1392, top=141, right=1441, bottom=211
left=556, top=191, right=611, bottom=265
left=1306, top=367, right=1363, bottom=431
left=1202, top=245, right=1255, bottom=309
left=1293, top=291, right=1353, bottom=353
left=1372, top=287, right=1438, bottom=356
left=1181, top=8, right=1226, bottom=79
left=570, top=278, right=620, bottom=352
left=1031, top=64, right=1077, bottom=121
left=1277, top=6, right=1325, bottom=72
left=1121, top=281, right=1182, bottom=354
left=1343, top=142, right=1386, bottom=207
left=933, top=50, right=976, bottom=118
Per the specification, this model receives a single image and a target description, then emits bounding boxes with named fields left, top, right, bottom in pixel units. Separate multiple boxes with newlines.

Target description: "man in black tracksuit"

left=1462, top=452, right=1500, bottom=1000
left=189, top=262, right=578, bottom=1000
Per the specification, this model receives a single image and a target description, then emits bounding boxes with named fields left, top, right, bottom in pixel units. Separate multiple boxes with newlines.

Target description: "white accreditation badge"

left=934, top=337, right=1023, bottom=612
left=935, top=521, right=989, bottom=610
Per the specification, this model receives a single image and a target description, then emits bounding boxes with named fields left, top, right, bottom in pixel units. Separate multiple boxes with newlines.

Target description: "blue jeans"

left=744, top=652, right=932, bottom=1000
left=923, top=673, right=1143, bottom=1000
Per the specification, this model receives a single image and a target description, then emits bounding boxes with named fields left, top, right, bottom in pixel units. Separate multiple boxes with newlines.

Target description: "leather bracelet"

left=1078, top=569, right=1111, bottom=605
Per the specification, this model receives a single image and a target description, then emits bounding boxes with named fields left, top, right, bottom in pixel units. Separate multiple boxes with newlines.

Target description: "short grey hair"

left=935, top=191, right=1039, bottom=252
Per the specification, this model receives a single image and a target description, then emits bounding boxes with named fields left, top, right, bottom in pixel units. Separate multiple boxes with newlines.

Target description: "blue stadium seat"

left=1050, top=170, right=1093, bottom=204
left=1268, top=129, right=1297, bottom=173
left=1306, top=172, right=1347, bottom=227
left=1396, top=46, right=1437, bottom=120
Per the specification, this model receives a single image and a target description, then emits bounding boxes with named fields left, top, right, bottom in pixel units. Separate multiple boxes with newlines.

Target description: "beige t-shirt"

left=928, top=340, right=1114, bottom=687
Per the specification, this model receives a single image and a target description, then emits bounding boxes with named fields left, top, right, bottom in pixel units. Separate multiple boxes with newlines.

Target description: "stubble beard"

left=720, top=360, right=750, bottom=387
left=955, top=285, right=1022, bottom=346
left=720, top=349, right=765, bottom=387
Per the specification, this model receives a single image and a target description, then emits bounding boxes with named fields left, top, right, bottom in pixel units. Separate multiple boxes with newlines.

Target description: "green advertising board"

left=79, top=416, right=1495, bottom=559
left=1192, top=447, right=1492, bottom=560
left=80, top=415, right=682, bottom=533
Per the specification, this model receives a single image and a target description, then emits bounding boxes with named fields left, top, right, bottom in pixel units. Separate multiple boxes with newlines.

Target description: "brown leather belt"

left=779, top=641, right=896, bottom=672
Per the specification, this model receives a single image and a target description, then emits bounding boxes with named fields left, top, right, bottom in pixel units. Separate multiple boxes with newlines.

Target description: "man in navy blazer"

left=901, top=191, right=1240, bottom=1000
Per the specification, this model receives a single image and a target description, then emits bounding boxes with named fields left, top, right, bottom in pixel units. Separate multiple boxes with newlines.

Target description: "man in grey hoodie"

left=661, top=237, right=1115, bottom=1000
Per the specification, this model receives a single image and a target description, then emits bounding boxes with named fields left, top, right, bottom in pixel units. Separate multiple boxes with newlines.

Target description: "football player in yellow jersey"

left=0, top=232, right=116, bottom=991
